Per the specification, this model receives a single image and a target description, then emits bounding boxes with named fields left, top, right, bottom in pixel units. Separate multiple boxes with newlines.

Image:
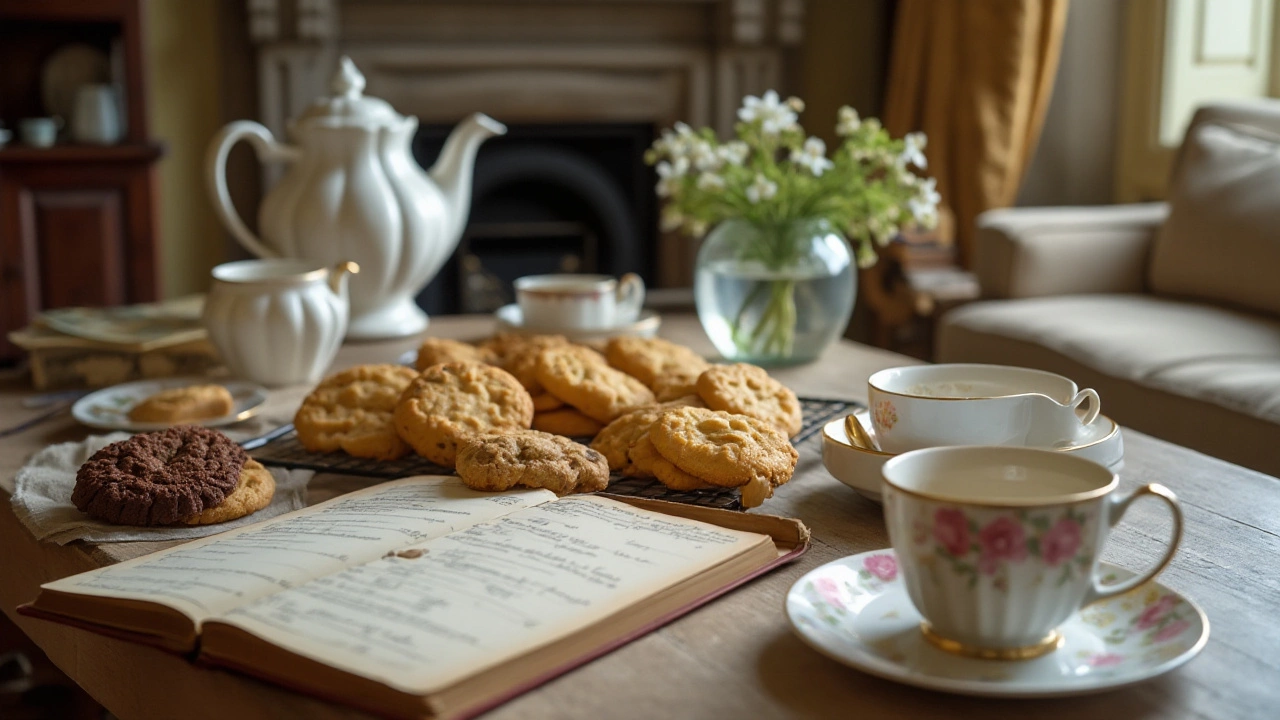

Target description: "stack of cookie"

left=291, top=333, right=805, bottom=507
left=72, top=425, right=275, bottom=526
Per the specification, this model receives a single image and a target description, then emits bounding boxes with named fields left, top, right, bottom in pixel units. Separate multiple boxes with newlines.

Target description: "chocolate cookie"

left=455, top=430, right=609, bottom=495
left=72, top=425, right=247, bottom=526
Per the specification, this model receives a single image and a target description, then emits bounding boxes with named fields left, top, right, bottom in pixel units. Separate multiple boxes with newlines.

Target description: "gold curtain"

left=883, top=0, right=1069, bottom=267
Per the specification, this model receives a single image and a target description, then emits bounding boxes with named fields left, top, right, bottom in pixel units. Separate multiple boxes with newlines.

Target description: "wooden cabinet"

left=0, top=0, right=161, bottom=362
left=0, top=145, right=161, bottom=358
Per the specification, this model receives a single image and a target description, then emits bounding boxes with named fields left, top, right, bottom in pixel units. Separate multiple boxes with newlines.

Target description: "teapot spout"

left=328, top=261, right=360, bottom=295
left=428, top=113, right=507, bottom=241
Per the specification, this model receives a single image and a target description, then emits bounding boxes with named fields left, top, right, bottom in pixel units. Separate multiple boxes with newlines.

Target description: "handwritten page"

left=212, top=495, right=768, bottom=693
left=42, top=477, right=556, bottom=623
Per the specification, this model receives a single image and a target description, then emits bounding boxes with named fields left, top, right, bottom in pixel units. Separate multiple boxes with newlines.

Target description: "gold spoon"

left=844, top=413, right=880, bottom=452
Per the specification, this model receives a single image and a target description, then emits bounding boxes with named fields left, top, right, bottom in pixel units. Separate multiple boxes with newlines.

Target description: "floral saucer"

left=785, top=549, right=1208, bottom=698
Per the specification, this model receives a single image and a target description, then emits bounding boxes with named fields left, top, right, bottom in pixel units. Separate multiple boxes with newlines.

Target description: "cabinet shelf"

left=0, top=143, right=163, bottom=165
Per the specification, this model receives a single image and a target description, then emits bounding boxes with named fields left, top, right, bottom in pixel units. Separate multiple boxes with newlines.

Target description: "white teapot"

left=206, top=56, right=505, bottom=339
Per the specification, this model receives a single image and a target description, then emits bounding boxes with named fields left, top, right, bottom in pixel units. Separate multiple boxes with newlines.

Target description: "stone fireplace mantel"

left=244, top=0, right=806, bottom=285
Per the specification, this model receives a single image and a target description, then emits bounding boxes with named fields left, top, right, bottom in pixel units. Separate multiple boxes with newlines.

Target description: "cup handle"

left=1070, top=388, right=1101, bottom=426
left=615, top=273, right=645, bottom=323
left=1080, top=483, right=1183, bottom=606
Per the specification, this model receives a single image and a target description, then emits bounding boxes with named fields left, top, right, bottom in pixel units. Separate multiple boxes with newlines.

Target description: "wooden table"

left=2, top=315, right=1277, bottom=720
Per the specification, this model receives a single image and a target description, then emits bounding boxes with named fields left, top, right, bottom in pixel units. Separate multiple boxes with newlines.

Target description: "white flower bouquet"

left=646, top=92, right=939, bottom=361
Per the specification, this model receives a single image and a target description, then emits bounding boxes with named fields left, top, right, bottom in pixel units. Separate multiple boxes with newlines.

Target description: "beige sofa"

left=938, top=101, right=1280, bottom=477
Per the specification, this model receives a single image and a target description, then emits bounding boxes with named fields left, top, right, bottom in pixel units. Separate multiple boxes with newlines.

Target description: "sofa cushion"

left=937, top=295, right=1280, bottom=476
left=1150, top=122, right=1280, bottom=316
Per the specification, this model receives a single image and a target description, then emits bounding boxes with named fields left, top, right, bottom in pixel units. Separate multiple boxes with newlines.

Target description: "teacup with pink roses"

left=882, top=445, right=1183, bottom=661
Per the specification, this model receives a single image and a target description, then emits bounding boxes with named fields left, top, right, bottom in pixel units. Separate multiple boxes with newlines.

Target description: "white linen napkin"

left=10, top=433, right=311, bottom=545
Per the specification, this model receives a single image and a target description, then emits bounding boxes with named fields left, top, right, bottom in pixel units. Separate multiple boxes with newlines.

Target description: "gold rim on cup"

left=920, top=623, right=1064, bottom=661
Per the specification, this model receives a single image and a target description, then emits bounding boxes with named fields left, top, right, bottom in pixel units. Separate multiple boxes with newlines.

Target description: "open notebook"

left=21, top=477, right=809, bottom=719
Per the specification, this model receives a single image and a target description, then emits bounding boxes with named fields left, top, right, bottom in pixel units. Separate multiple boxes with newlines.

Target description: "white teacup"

left=867, top=364, right=1100, bottom=454
left=20, top=117, right=60, bottom=148
left=882, top=446, right=1182, bottom=660
left=514, top=273, right=645, bottom=331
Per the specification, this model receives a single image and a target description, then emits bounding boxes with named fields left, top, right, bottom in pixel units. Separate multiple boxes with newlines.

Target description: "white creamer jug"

left=203, top=259, right=357, bottom=386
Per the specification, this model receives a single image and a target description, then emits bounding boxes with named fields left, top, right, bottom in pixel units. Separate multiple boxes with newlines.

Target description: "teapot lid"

left=294, top=56, right=403, bottom=127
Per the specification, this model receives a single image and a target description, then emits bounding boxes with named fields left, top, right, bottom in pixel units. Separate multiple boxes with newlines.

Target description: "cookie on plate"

left=394, top=362, right=534, bottom=466
left=415, top=337, right=494, bottom=371
left=127, top=384, right=235, bottom=423
left=535, top=345, right=655, bottom=424
left=605, top=336, right=708, bottom=388
left=696, top=363, right=803, bottom=437
left=589, top=396, right=706, bottom=473
left=532, top=408, right=605, bottom=437
left=456, top=429, right=609, bottom=495
left=294, top=364, right=418, bottom=461
left=72, top=425, right=247, bottom=526
left=184, top=459, right=275, bottom=525
left=627, top=433, right=713, bottom=490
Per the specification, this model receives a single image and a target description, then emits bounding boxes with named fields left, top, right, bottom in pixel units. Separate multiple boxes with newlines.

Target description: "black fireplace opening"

left=413, top=123, right=658, bottom=316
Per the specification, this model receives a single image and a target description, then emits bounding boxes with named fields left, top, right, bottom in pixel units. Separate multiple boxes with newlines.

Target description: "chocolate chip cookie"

left=605, top=336, right=708, bottom=388
left=394, top=362, right=534, bottom=466
left=535, top=345, right=655, bottom=423
left=532, top=408, right=605, bottom=437
left=627, top=433, right=713, bottom=490
left=696, top=363, right=803, bottom=437
left=295, top=364, right=419, bottom=460
left=455, top=429, right=609, bottom=495
left=415, top=337, right=495, bottom=371
left=589, top=396, right=706, bottom=473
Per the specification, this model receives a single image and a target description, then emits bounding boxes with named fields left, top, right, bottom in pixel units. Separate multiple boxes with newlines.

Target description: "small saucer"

left=71, top=378, right=268, bottom=432
left=785, top=549, right=1208, bottom=698
left=822, top=410, right=1124, bottom=503
left=494, top=303, right=661, bottom=343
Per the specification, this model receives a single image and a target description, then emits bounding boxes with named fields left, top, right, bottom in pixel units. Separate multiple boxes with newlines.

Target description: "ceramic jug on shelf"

left=202, top=259, right=358, bottom=386
left=205, top=56, right=505, bottom=340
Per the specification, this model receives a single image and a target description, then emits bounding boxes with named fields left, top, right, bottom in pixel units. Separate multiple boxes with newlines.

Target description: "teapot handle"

left=206, top=120, right=300, bottom=258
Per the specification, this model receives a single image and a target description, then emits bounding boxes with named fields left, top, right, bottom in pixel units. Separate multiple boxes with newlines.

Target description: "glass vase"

left=694, top=217, right=856, bottom=366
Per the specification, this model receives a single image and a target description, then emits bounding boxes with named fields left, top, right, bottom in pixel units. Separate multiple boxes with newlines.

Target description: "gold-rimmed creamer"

left=203, top=259, right=358, bottom=386
left=881, top=446, right=1182, bottom=660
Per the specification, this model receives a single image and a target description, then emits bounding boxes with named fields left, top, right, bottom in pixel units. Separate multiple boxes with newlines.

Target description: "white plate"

left=786, top=550, right=1209, bottom=698
left=494, top=303, right=661, bottom=343
left=41, top=43, right=109, bottom=121
left=823, top=410, right=1124, bottom=503
left=71, top=378, right=269, bottom=432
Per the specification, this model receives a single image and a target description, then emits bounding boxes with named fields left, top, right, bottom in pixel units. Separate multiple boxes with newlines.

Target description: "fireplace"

left=413, top=122, right=657, bottom=315
left=246, top=0, right=806, bottom=311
